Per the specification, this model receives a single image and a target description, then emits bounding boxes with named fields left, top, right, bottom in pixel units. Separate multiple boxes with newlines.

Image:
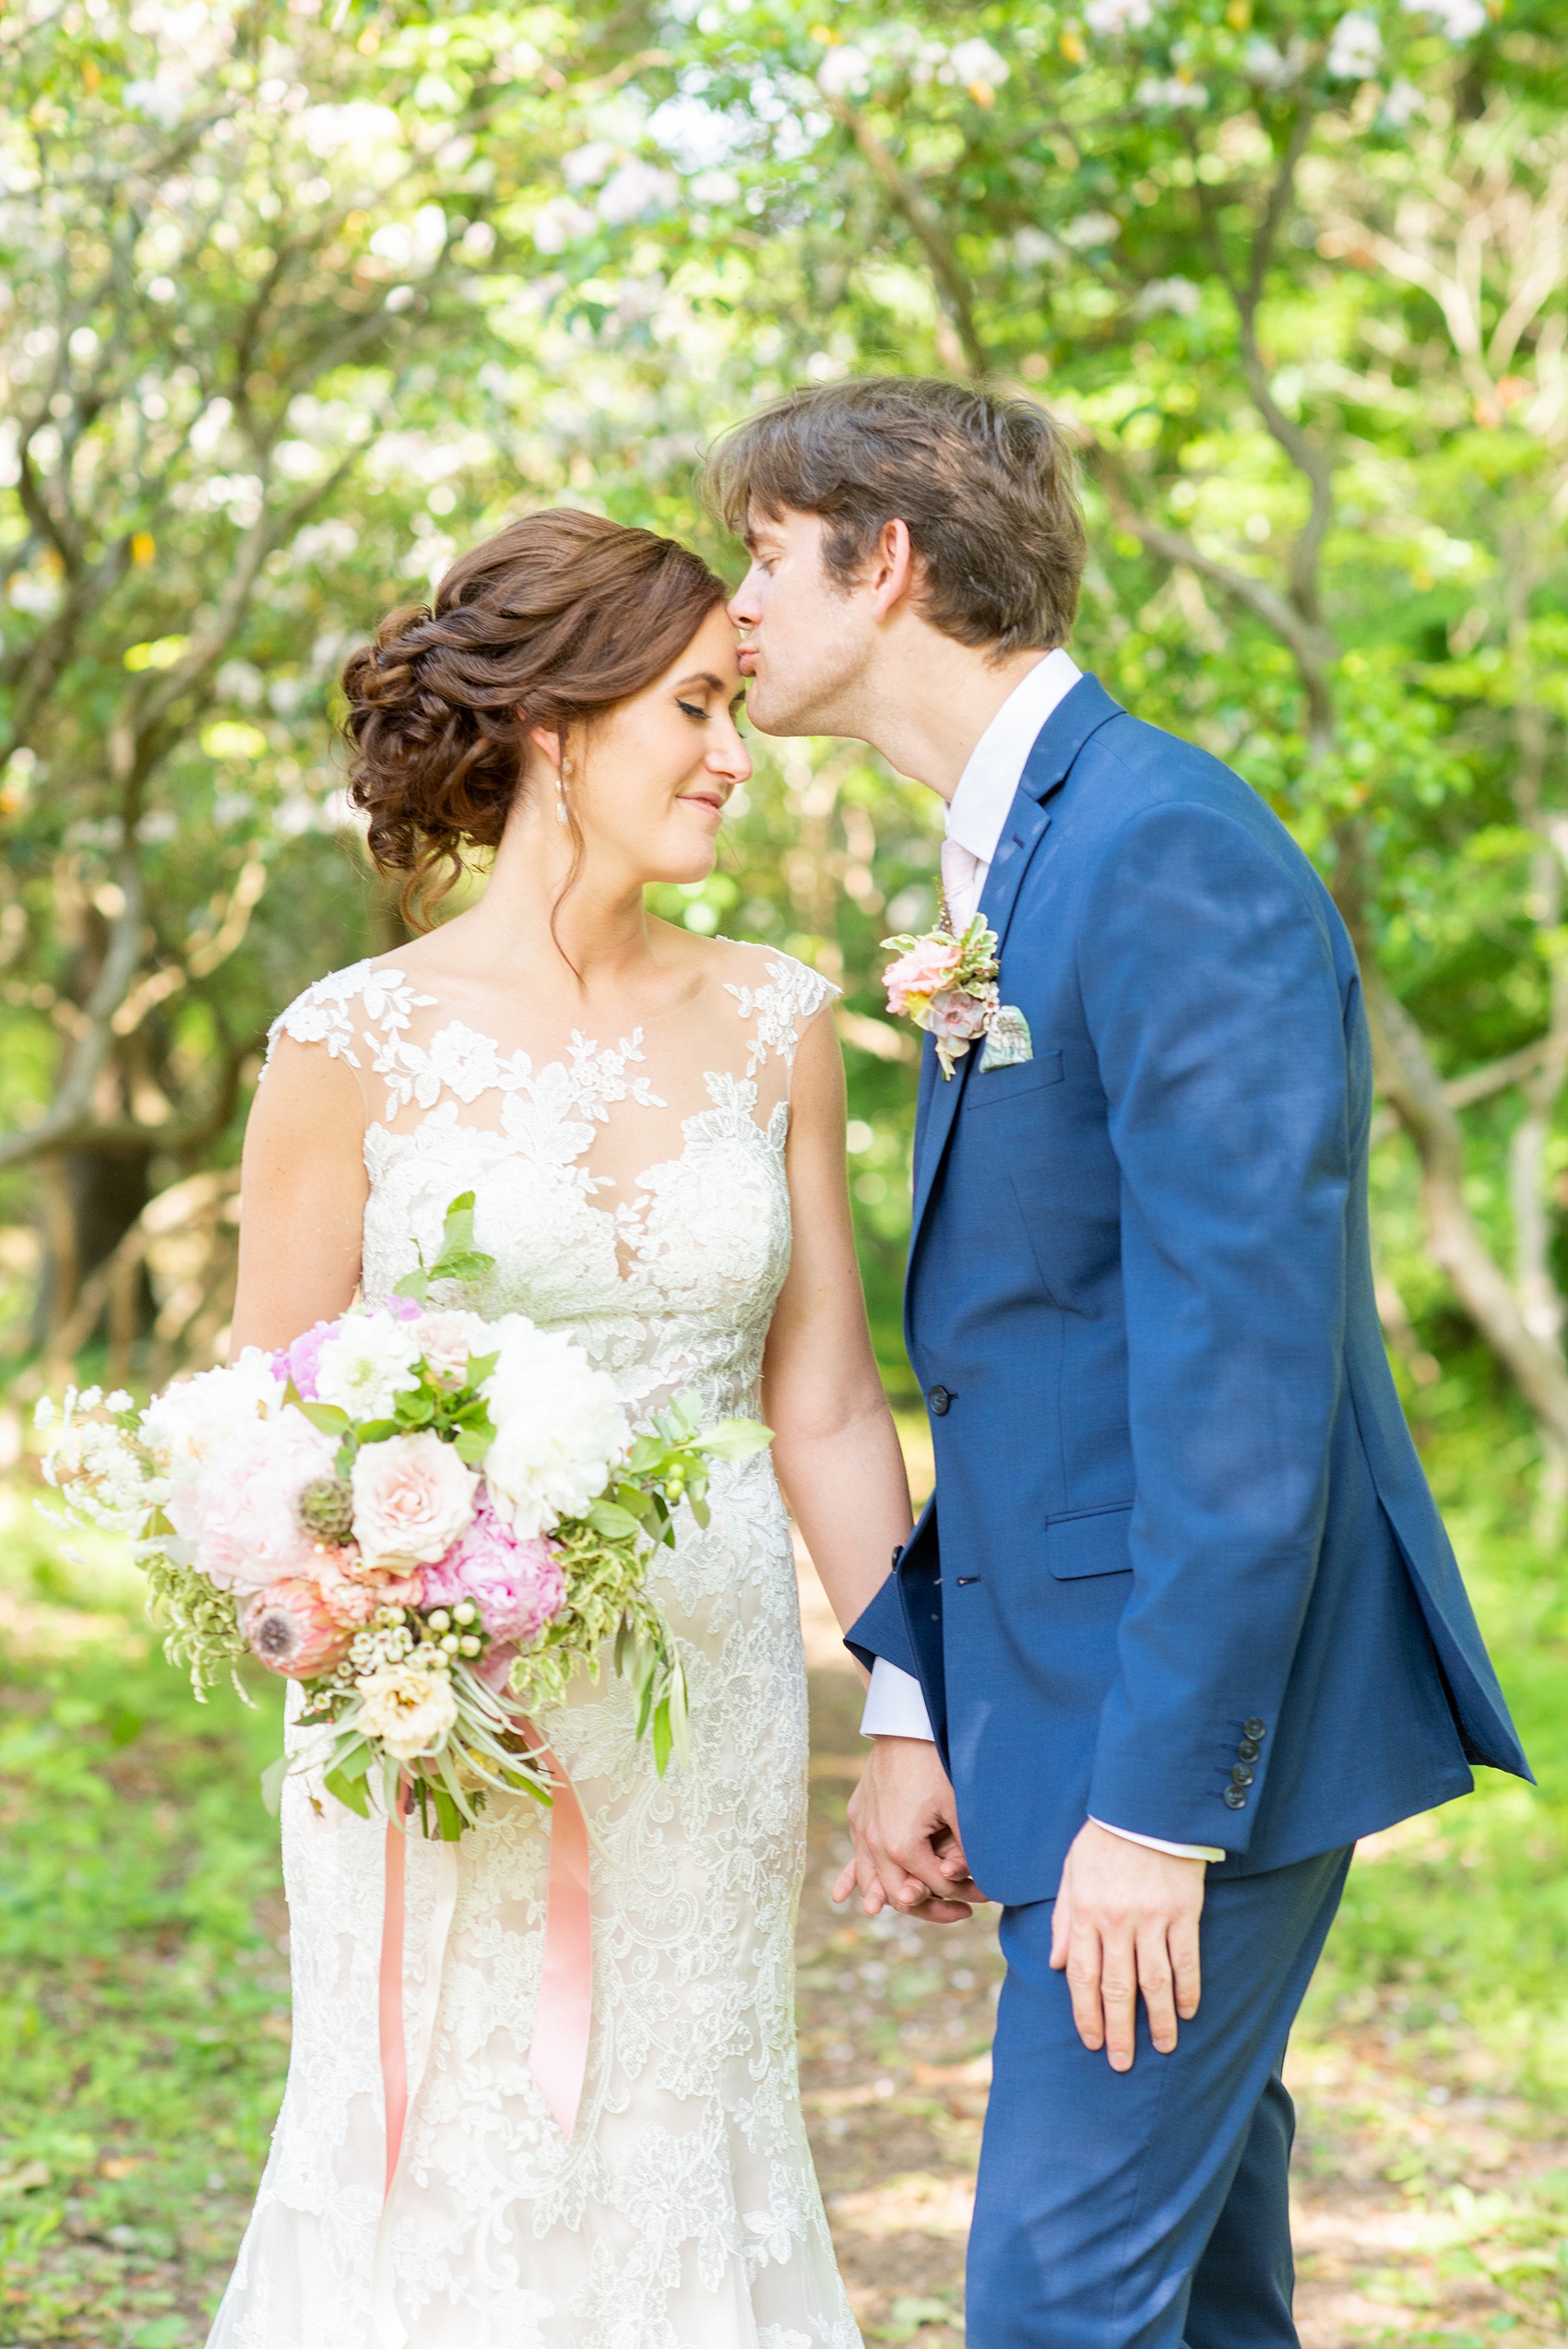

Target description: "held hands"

left=1051, top=1820, right=1205, bottom=2070
left=832, top=1737, right=988, bottom=1923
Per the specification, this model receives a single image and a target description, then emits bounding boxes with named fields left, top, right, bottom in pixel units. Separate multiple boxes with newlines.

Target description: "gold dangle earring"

left=556, top=748, right=571, bottom=825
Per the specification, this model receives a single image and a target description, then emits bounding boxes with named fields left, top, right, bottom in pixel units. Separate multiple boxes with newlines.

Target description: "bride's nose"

left=709, top=716, right=753, bottom=789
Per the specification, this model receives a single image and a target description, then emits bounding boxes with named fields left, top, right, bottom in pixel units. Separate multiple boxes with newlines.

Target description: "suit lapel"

left=906, top=675, right=1125, bottom=1266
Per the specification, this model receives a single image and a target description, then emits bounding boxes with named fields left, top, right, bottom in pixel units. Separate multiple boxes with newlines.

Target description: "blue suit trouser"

left=967, top=1845, right=1353, bottom=2349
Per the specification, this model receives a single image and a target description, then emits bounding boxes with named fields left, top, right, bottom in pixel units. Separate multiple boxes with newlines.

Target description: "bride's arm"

left=228, top=1038, right=370, bottom=1358
left=763, top=1010, right=913, bottom=1644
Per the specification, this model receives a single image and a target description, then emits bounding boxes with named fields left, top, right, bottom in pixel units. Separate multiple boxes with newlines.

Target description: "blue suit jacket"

left=849, top=678, right=1529, bottom=1907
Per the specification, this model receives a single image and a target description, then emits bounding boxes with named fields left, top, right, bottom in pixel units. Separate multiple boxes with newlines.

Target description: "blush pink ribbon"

left=376, top=1738, right=593, bottom=2192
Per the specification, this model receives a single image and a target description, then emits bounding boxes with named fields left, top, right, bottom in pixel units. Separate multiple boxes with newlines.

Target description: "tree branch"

left=1359, top=957, right=1568, bottom=1445
left=826, top=98, right=992, bottom=378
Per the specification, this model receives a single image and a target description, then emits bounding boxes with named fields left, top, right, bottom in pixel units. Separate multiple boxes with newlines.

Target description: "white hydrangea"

left=139, top=1347, right=284, bottom=1478
left=481, top=1315, right=631, bottom=1538
left=314, top=1308, right=422, bottom=1419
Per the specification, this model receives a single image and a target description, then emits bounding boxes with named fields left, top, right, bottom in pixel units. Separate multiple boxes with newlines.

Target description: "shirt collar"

left=945, top=647, right=1083, bottom=866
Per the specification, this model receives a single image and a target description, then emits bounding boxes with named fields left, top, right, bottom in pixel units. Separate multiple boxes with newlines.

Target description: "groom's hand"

left=832, top=1738, right=986, bottom=1923
left=1051, top=1821, right=1205, bottom=2070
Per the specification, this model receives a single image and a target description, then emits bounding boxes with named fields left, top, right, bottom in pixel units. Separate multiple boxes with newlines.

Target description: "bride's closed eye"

left=676, top=698, right=710, bottom=721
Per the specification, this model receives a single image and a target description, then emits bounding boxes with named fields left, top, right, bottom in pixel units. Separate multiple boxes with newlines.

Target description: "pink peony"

left=244, top=1576, right=353, bottom=1678
left=274, top=1318, right=338, bottom=1403
left=885, top=934, right=964, bottom=1017
left=350, top=1430, right=479, bottom=1569
left=168, top=1408, right=336, bottom=1593
left=925, top=987, right=992, bottom=1041
left=420, top=1491, right=566, bottom=1646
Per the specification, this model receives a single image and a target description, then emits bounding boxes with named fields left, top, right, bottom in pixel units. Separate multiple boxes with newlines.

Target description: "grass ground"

left=2, top=1401, right=1566, bottom=2348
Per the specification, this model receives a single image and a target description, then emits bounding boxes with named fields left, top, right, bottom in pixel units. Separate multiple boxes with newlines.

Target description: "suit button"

left=1230, top=1763, right=1254, bottom=1788
left=1238, top=1738, right=1260, bottom=1762
left=928, top=1385, right=951, bottom=1417
left=1223, top=1786, right=1248, bottom=1810
left=1243, top=1717, right=1266, bottom=1739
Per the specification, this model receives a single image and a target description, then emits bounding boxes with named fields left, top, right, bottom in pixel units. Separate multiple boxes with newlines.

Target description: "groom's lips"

left=736, top=647, right=759, bottom=674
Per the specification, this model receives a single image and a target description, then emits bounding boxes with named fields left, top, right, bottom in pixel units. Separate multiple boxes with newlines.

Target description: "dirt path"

left=794, top=1563, right=1568, bottom=2349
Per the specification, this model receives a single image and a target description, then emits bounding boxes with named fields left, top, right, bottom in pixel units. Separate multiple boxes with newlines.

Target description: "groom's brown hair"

left=705, top=376, right=1085, bottom=657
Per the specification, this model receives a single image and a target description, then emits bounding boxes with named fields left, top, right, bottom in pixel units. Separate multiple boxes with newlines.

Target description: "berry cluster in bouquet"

left=38, top=1195, right=770, bottom=1840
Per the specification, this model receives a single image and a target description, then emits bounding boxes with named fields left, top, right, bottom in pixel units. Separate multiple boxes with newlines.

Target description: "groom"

left=712, top=377, right=1529, bottom=2348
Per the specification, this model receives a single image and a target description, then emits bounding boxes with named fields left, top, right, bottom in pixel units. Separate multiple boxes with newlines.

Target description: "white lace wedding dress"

left=207, top=938, right=861, bottom=2349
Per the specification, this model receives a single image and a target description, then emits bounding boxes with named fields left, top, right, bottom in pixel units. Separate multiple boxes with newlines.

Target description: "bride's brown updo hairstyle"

left=341, top=509, right=729, bottom=922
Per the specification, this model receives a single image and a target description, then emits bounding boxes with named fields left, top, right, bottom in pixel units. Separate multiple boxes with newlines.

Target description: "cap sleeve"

left=723, top=948, right=840, bottom=1081
left=260, top=959, right=438, bottom=1083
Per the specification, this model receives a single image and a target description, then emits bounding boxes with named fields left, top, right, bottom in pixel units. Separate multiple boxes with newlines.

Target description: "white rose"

left=354, top=1659, right=458, bottom=1762
left=139, top=1348, right=284, bottom=1477
left=350, top=1430, right=479, bottom=1569
left=415, top=1308, right=493, bottom=1388
left=315, top=1309, right=422, bottom=1419
left=481, top=1314, right=630, bottom=1538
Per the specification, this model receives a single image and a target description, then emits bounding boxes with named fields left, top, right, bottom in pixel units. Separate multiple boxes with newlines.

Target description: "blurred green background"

left=4, top=0, right=1568, bottom=2339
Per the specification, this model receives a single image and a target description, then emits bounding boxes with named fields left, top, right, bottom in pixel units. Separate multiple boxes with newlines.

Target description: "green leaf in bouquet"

left=588, top=1499, right=642, bottom=1540
left=452, top=1423, right=492, bottom=1465
left=354, top=1418, right=398, bottom=1445
left=325, top=1762, right=371, bottom=1819
left=625, top=1434, right=664, bottom=1474
left=657, top=1392, right=704, bottom=1443
left=699, top=1418, right=774, bottom=1460
left=687, top=1490, right=712, bottom=1531
left=429, top=1192, right=497, bottom=1287
left=465, top=1350, right=500, bottom=1384
left=652, top=1696, right=673, bottom=1777
left=288, top=1391, right=351, bottom=1435
left=398, top=1392, right=437, bottom=1427
left=259, top=1753, right=288, bottom=1817
left=430, top=1783, right=465, bottom=1842
left=394, top=1266, right=430, bottom=1303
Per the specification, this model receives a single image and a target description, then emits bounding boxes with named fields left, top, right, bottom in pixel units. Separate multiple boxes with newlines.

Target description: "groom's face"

left=728, top=507, right=874, bottom=738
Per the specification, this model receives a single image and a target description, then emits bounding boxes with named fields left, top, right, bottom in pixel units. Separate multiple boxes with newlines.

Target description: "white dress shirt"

left=860, top=648, right=1225, bottom=1867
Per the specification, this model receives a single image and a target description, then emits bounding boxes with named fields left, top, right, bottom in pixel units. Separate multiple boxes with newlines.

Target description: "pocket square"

left=980, top=1004, right=1033, bottom=1072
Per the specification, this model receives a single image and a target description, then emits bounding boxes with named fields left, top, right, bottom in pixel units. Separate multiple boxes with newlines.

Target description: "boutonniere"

left=882, top=909, right=1034, bottom=1080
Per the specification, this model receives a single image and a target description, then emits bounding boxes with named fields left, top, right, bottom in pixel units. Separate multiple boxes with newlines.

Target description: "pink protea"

left=421, top=1491, right=566, bottom=1646
left=244, top=1577, right=353, bottom=1678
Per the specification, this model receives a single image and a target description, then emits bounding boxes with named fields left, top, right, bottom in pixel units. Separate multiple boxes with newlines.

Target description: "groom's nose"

left=728, top=565, right=762, bottom=628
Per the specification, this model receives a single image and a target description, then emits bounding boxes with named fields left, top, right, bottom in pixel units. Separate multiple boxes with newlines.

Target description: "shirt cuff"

left=1090, top=1816, right=1225, bottom=1865
left=861, top=1657, right=936, bottom=1740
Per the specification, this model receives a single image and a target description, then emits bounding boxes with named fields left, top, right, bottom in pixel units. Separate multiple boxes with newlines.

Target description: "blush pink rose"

left=925, top=987, right=991, bottom=1041
left=244, top=1576, right=353, bottom=1678
left=350, top=1430, right=479, bottom=1570
left=420, top=1491, right=566, bottom=1646
left=308, top=1548, right=424, bottom=1626
left=169, top=1408, right=336, bottom=1593
left=885, top=935, right=964, bottom=1016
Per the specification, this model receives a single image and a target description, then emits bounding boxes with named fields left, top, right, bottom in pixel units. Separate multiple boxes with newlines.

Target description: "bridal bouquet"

left=36, top=1195, right=768, bottom=1840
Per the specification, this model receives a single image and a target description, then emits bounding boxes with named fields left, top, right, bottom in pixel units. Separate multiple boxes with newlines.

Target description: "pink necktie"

left=941, top=836, right=981, bottom=931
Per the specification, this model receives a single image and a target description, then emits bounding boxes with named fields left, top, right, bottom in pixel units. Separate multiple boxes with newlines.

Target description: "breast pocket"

left=967, top=1048, right=1064, bottom=1109
left=1046, top=1501, right=1133, bottom=1580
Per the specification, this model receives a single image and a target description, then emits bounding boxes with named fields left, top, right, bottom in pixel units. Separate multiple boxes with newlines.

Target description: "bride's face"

left=557, top=605, right=752, bottom=890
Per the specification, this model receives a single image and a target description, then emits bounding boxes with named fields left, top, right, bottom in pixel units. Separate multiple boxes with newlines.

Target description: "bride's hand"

left=832, top=1737, right=987, bottom=1922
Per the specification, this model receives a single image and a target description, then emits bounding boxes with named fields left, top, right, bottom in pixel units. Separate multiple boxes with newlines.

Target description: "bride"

left=206, top=507, right=914, bottom=2349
